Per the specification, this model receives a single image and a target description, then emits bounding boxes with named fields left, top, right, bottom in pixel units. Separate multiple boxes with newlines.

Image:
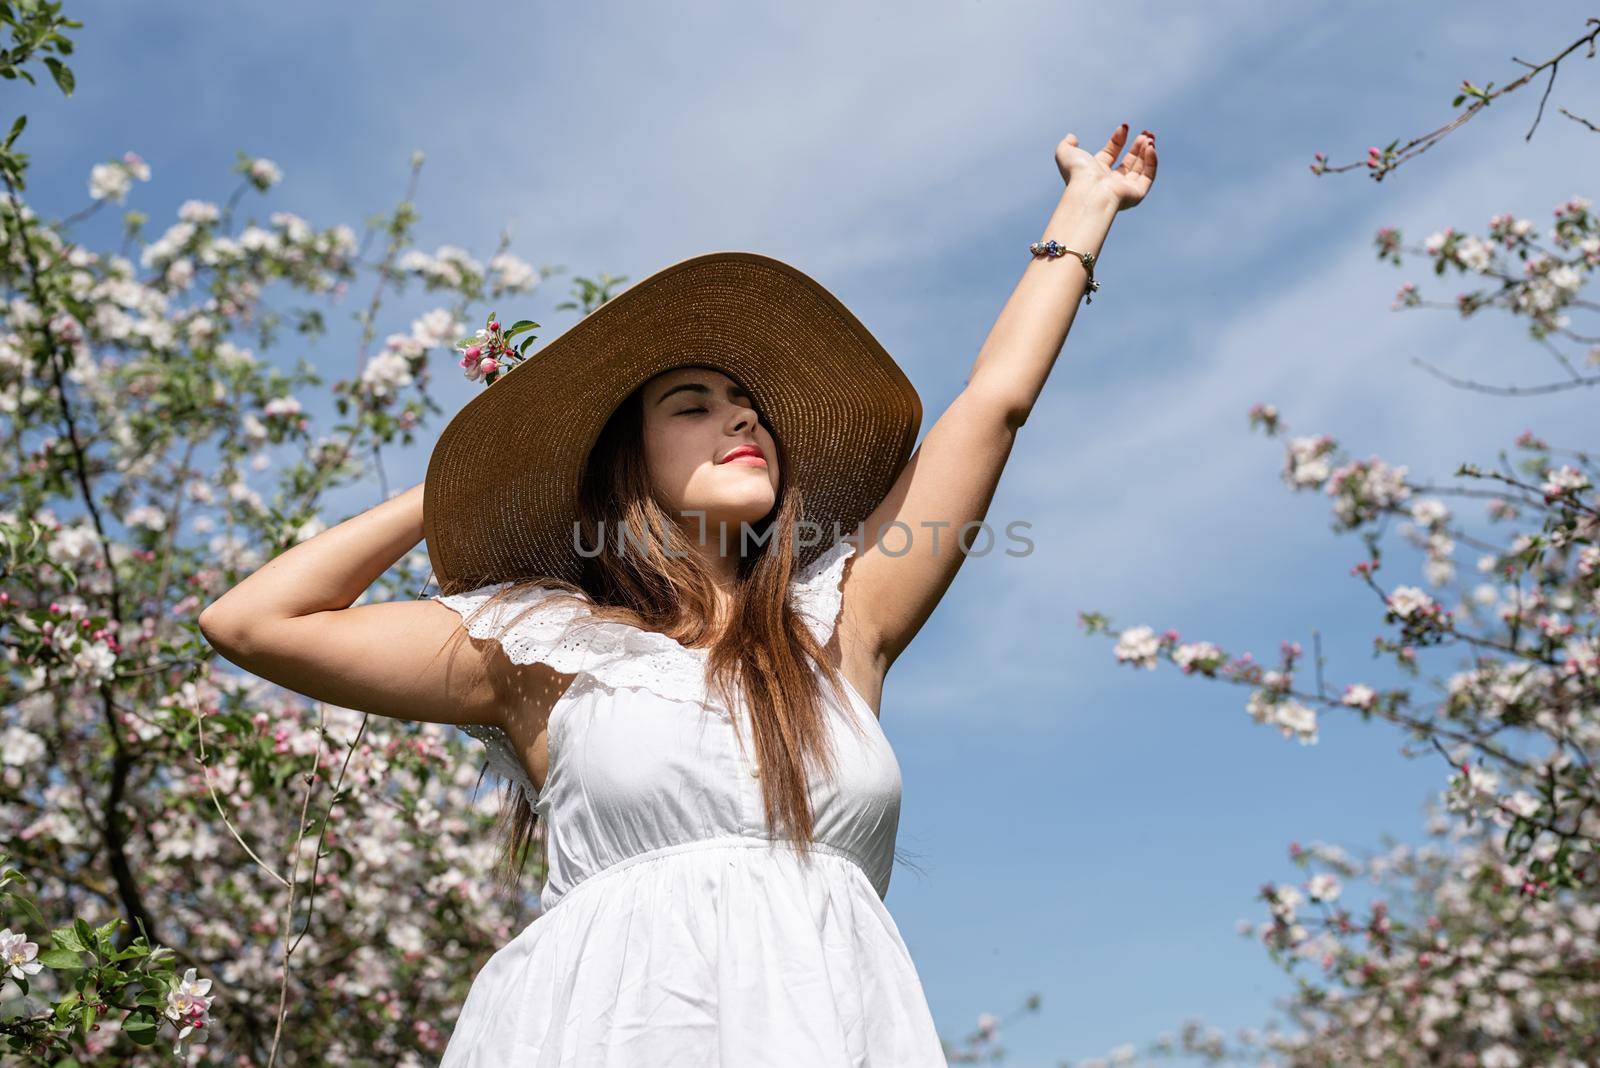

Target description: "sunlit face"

left=639, top=367, right=781, bottom=546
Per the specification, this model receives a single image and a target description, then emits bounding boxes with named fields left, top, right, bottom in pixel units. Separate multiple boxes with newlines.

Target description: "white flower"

left=238, top=225, right=278, bottom=254
left=489, top=251, right=541, bottom=293
left=1445, top=762, right=1500, bottom=817
left=1387, top=585, right=1435, bottom=619
left=1560, top=635, right=1600, bottom=678
left=1171, top=640, right=1221, bottom=673
left=72, top=641, right=118, bottom=685
left=359, top=350, right=414, bottom=400
left=1273, top=699, right=1318, bottom=745
left=1504, top=791, right=1541, bottom=819
left=1283, top=436, right=1333, bottom=487
left=1542, top=464, right=1591, bottom=499
left=126, top=505, right=167, bottom=532
left=88, top=162, right=132, bottom=203
left=1481, top=1042, right=1521, bottom=1068
left=121, top=151, right=150, bottom=181
left=1268, top=883, right=1303, bottom=923
left=1409, top=497, right=1451, bottom=527
left=164, top=258, right=195, bottom=290
left=1306, top=873, right=1341, bottom=902
left=215, top=341, right=256, bottom=369
left=397, top=249, right=433, bottom=274
left=1340, top=683, right=1376, bottom=710
left=1246, top=691, right=1318, bottom=744
left=270, top=210, right=312, bottom=244
left=1113, top=625, right=1161, bottom=669
left=164, top=966, right=214, bottom=1033
left=249, top=158, right=283, bottom=188
left=410, top=308, right=464, bottom=349
left=1, top=725, right=47, bottom=767
left=388, top=921, right=427, bottom=955
left=1455, top=235, right=1495, bottom=272
left=0, top=928, right=42, bottom=980
left=177, top=199, right=221, bottom=225
left=48, top=522, right=100, bottom=566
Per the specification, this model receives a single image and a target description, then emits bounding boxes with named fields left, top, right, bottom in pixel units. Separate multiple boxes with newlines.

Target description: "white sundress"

left=430, top=537, right=948, bottom=1067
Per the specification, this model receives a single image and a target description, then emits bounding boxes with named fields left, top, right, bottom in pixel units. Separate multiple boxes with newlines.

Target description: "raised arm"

left=840, top=123, right=1158, bottom=675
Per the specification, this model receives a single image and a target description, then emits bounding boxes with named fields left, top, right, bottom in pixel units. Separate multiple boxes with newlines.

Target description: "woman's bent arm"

left=203, top=482, right=429, bottom=628
left=197, top=481, right=512, bottom=729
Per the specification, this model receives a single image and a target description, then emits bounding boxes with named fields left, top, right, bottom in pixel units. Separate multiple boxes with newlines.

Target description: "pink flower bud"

left=465, top=345, right=481, bottom=360
left=488, top=320, right=500, bottom=332
left=479, top=356, right=498, bottom=375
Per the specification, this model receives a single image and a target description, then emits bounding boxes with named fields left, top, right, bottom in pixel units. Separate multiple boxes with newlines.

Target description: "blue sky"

left=30, top=1, right=1600, bottom=1063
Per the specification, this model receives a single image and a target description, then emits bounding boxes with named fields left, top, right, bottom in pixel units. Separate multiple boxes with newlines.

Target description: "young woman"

left=200, top=124, right=1156, bottom=1065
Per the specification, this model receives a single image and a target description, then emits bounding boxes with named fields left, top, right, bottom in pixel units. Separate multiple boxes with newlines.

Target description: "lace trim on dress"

left=432, top=537, right=860, bottom=810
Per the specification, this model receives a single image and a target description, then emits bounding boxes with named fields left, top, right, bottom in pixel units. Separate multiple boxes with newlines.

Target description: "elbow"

left=197, top=603, right=252, bottom=659
left=960, top=383, right=1032, bottom=435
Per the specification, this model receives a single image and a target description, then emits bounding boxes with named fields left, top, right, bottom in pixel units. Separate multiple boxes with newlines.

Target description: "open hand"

left=1054, top=123, right=1157, bottom=211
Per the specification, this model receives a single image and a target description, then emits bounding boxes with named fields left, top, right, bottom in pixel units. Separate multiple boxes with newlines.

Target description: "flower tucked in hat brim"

left=455, top=311, right=541, bottom=386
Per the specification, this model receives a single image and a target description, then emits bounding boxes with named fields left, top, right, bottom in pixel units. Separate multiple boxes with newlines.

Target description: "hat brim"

left=424, top=250, right=922, bottom=592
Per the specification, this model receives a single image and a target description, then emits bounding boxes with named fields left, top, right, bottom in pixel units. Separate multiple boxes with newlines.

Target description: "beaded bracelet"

left=1029, top=239, right=1100, bottom=303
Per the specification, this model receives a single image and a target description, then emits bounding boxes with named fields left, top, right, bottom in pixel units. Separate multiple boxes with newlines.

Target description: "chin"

left=678, top=497, right=774, bottom=532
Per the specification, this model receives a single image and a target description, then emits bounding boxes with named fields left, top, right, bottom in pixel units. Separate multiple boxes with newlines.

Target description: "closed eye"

left=677, top=407, right=708, bottom=415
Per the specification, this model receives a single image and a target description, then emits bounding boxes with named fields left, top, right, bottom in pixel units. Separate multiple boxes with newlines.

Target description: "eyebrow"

left=654, top=381, right=753, bottom=407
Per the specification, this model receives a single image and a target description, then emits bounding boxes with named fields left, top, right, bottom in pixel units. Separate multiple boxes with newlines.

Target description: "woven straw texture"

left=424, top=251, right=921, bottom=593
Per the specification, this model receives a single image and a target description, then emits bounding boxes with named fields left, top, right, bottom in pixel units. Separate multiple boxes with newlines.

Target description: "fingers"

left=1118, top=130, right=1149, bottom=175
left=1119, top=129, right=1157, bottom=182
left=1095, top=122, right=1129, bottom=167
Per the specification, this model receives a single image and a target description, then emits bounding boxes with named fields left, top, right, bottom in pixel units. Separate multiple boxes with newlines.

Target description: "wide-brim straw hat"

left=423, top=250, right=922, bottom=594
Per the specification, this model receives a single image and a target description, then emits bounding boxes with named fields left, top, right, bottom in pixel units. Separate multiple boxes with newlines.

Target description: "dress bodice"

left=430, top=538, right=946, bottom=1065
left=432, top=538, right=904, bottom=912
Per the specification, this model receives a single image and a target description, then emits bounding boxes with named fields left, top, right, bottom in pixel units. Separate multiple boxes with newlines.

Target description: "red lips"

left=719, top=444, right=766, bottom=464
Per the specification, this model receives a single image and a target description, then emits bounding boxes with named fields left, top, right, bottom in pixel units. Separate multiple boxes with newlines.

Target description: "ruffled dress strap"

left=432, top=580, right=707, bottom=811
left=787, top=536, right=859, bottom=647
left=430, top=583, right=570, bottom=810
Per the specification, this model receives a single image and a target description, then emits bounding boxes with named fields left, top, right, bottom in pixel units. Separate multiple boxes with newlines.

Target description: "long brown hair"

left=447, top=373, right=866, bottom=896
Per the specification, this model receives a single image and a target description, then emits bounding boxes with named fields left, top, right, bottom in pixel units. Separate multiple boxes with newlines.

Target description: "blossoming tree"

left=1071, top=19, right=1600, bottom=1066
left=0, top=5, right=1025, bottom=1063
left=0, top=6, right=602, bottom=1063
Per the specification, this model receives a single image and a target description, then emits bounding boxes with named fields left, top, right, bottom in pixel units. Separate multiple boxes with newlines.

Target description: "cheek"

left=644, top=422, right=707, bottom=489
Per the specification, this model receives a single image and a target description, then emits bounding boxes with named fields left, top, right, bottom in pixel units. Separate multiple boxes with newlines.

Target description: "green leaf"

left=39, top=946, right=83, bottom=969
left=123, top=1010, right=159, bottom=1045
left=3, top=114, right=24, bottom=150
left=13, top=893, right=46, bottom=928
left=54, top=989, right=81, bottom=1022
left=42, top=57, right=73, bottom=96
left=52, top=925, right=85, bottom=953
